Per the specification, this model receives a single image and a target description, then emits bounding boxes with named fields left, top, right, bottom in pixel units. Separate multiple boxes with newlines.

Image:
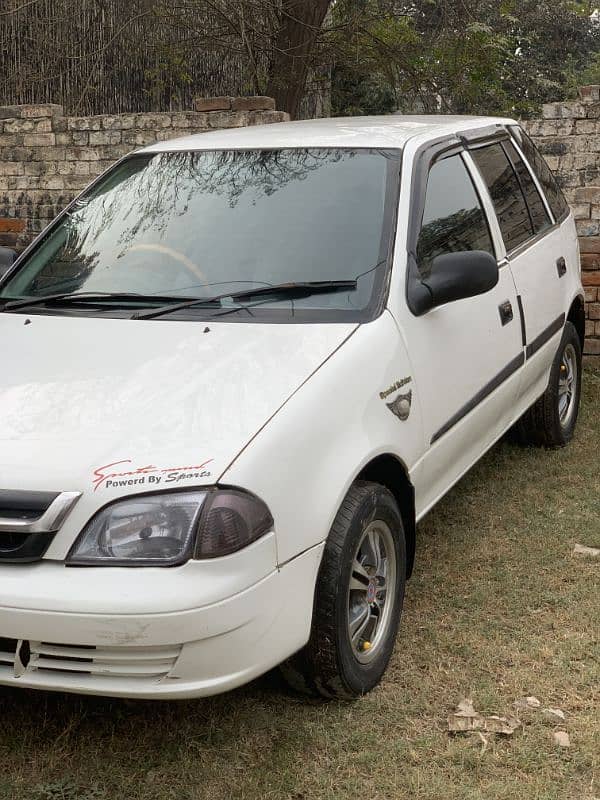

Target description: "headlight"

left=67, top=489, right=273, bottom=566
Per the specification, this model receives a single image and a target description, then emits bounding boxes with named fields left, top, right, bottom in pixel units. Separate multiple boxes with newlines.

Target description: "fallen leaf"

left=553, top=731, right=570, bottom=747
left=448, top=699, right=521, bottom=735
left=484, top=715, right=522, bottom=735
left=543, top=707, right=566, bottom=722
left=573, top=543, right=600, bottom=557
left=448, top=701, right=484, bottom=732
left=477, top=731, right=489, bottom=754
left=513, top=696, right=541, bottom=710
left=455, top=698, right=478, bottom=716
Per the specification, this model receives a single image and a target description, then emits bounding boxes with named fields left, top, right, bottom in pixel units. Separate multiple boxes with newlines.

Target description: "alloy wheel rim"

left=558, top=343, right=577, bottom=428
left=346, top=520, right=397, bottom=664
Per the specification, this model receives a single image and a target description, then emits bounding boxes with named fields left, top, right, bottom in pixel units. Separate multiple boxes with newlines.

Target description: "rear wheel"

left=514, top=321, right=582, bottom=448
left=281, top=481, right=406, bottom=699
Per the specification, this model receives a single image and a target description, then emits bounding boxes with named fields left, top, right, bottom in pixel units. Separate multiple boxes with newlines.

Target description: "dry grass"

left=1, top=369, right=598, bottom=800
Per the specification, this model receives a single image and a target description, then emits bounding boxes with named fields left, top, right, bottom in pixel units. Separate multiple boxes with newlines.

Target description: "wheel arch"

left=567, top=294, right=585, bottom=352
left=356, top=454, right=416, bottom=579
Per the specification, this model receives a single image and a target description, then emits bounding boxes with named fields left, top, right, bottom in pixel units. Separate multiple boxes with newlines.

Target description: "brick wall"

left=526, top=85, right=600, bottom=359
left=0, top=96, right=287, bottom=252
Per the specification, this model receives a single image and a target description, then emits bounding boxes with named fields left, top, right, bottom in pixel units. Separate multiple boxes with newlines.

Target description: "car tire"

left=513, top=321, right=582, bottom=448
left=280, top=480, right=406, bottom=700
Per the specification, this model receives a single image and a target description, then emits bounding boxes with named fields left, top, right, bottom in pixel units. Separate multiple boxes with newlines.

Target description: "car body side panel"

left=221, top=310, right=425, bottom=565
left=509, top=215, right=582, bottom=407
left=385, top=133, right=524, bottom=517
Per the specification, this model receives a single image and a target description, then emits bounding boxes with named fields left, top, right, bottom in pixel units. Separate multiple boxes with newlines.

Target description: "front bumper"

left=0, top=541, right=323, bottom=699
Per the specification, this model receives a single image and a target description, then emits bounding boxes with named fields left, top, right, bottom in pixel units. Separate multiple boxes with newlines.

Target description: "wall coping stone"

left=0, top=104, right=64, bottom=119
left=579, top=85, right=600, bottom=103
left=194, top=96, right=234, bottom=112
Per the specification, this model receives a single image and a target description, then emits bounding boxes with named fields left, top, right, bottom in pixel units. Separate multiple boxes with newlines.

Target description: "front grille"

left=0, top=508, right=41, bottom=521
left=0, top=490, right=80, bottom=562
left=0, top=490, right=60, bottom=519
left=31, top=642, right=182, bottom=677
left=0, top=638, right=181, bottom=680
left=0, top=637, right=18, bottom=667
left=0, top=532, right=55, bottom=562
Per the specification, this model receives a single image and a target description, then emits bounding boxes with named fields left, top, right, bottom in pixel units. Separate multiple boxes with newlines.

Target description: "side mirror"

left=414, top=250, right=499, bottom=314
left=0, top=246, right=17, bottom=279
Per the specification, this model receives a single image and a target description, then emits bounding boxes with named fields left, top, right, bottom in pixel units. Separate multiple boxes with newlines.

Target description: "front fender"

left=221, top=311, right=425, bottom=565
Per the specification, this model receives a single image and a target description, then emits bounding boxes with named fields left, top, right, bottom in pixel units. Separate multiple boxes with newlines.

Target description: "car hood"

left=0, top=313, right=356, bottom=497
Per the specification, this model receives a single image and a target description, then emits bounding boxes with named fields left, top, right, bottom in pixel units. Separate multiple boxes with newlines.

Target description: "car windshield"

left=0, top=147, right=400, bottom=322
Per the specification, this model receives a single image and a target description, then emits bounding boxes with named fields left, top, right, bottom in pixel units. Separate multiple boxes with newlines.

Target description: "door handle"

left=498, top=300, right=514, bottom=326
left=556, top=257, right=567, bottom=278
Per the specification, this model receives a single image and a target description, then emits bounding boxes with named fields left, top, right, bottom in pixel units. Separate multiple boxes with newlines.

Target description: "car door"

left=469, top=135, right=571, bottom=407
left=400, top=144, right=524, bottom=516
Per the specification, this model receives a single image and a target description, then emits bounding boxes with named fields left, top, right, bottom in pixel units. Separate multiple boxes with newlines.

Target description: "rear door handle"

left=498, top=300, right=514, bottom=326
left=556, top=257, right=567, bottom=278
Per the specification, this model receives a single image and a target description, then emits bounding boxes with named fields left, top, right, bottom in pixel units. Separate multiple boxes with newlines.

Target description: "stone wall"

left=526, top=85, right=600, bottom=359
left=0, top=96, right=287, bottom=252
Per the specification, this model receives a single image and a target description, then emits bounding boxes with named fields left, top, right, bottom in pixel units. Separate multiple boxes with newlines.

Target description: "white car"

left=0, top=115, right=584, bottom=700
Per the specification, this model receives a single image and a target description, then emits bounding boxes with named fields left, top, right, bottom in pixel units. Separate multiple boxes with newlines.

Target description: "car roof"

left=141, top=114, right=517, bottom=153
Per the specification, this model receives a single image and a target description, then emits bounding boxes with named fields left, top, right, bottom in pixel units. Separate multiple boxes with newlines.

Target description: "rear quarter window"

left=471, top=143, right=533, bottom=253
left=510, top=125, right=571, bottom=223
left=503, top=140, right=552, bottom=235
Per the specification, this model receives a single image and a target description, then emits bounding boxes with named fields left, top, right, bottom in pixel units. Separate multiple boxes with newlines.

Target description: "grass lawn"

left=1, top=369, right=598, bottom=800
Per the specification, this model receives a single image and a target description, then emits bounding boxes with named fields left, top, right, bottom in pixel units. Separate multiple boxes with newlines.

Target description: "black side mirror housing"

left=411, top=250, right=499, bottom=315
left=0, top=246, right=17, bottom=279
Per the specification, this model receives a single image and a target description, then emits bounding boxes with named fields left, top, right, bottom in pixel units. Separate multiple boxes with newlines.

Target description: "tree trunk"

left=266, top=0, right=332, bottom=119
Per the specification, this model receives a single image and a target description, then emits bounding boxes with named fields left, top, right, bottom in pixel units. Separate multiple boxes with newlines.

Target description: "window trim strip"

left=525, top=313, right=565, bottom=360
left=505, top=220, right=560, bottom=260
left=430, top=352, right=525, bottom=444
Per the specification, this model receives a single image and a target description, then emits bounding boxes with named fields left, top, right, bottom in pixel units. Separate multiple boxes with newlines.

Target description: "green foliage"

left=330, top=10, right=417, bottom=115
left=143, top=52, right=194, bottom=110
left=579, top=50, right=600, bottom=85
left=332, top=70, right=397, bottom=116
left=329, top=0, right=600, bottom=117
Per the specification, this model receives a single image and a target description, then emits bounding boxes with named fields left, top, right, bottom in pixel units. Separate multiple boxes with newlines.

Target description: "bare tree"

left=0, top=0, right=334, bottom=117
left=266, top=0, right=333, bottom=118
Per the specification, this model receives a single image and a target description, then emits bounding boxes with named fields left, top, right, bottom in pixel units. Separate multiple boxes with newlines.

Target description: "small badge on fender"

left=386, top=390, right=412, bottom=421
left=380, top=377, right=412, bottom=421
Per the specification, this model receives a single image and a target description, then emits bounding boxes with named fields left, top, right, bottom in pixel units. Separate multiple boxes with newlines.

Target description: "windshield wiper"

left=1, top=291, right=188, bottom=312
left=132, top=281, right=358, bottom=321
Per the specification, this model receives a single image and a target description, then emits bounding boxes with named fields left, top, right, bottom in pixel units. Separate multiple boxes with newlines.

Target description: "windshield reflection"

left=1, top=148, right=399, bottom=321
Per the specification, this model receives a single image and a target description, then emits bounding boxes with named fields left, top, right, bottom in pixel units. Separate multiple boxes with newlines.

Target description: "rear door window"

left=510, top=126, right=571, bottom=222
left=503, top=140, right=552, bottom=235
left=471, top=143, right=533, bottom=253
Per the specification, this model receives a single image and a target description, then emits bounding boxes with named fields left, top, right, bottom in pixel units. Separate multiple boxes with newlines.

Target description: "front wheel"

left=281, top=481, right=406, bottom=699
left=514, top=320, right=582, bottom=448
